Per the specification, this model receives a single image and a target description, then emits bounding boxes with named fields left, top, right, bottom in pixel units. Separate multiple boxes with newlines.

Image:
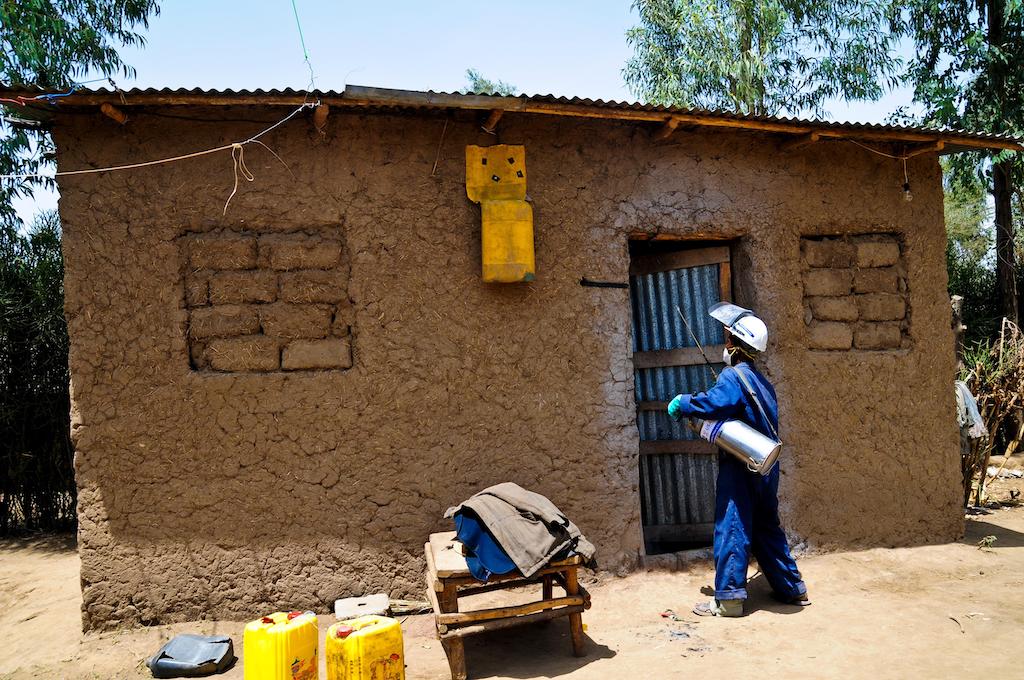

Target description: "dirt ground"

left=3, top=496, right=1024, bottom=680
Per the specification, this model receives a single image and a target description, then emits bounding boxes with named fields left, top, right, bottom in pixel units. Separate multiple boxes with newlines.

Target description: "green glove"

left=667, top=395, right=685, bottom=421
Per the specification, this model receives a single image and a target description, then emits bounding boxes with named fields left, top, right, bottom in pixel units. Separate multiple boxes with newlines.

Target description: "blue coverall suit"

left=671, top=362, right=806, bottom=603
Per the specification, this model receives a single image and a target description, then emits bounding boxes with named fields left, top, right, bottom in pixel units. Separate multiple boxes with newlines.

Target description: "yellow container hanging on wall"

left=466, top=144, right=527, bottom=201
left=243, top=611, right=318, bottom=680
left=325, top=615, right=405, bottom=680
left=481, top=200, right=535, bottom=283
left=466, top=144, right=535, bottom=282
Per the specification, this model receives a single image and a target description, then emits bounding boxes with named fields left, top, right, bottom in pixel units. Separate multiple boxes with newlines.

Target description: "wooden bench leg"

left=441, top=638, right=467, bottom=680
left=537, top=573, right=555, bottom=626
left=439, top=582, right=468, bottom=680
left=563, top=568, right=586, bottom=657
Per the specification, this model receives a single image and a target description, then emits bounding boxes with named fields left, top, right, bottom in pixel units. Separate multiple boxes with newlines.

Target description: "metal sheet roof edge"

left=2, top=83, right=1020, bottom=152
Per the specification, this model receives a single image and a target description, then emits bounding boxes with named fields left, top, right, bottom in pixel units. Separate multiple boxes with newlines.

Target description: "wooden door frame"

left=627, top=240, right=734, bottom=552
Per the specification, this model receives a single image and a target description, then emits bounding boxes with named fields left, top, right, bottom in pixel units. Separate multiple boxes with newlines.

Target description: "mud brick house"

left=13, top=85, right=1021, bottom=629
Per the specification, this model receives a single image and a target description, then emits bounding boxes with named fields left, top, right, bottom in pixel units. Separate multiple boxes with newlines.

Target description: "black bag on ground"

left=146, top=634, right=235, bottom=678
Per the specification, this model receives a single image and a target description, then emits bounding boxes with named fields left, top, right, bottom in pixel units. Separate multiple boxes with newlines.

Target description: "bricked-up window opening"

left=628, top=239, right=733, bottom=554
left=181, top=228, right=354, bottom=372
left=801, top=234, right=910, bottom=351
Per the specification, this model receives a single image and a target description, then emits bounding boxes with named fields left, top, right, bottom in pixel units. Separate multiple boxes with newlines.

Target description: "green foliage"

left=944, top=160, right=1001, bottom=343
left=902, top=1, right=1023, bottom=327
left=1, top=0, right=158, bottom=87
left=1, top=0, right=160, bottom=227
left=0, top=121, right=52, bottom=227
left=949, top=239, right=1001, bottom=344
left=902, top=1, right=1023, bottom=135
left=0, top=1, right=159, bottom=533
left=462, top=68, right=518, bottom=96
left=901, top=0, right=1024, bottom=187
left=944, top=160, right=993, bottom=265
left=977, top=534, right=997, bottom=549
left=0, top=211, right=74, bottom=533
left=942, top=170, right=1024, bottom=345
left=624, top=0, right=902, bottom=116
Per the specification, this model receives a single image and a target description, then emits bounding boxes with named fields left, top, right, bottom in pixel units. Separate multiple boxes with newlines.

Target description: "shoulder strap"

left=730, top=365, right=780, bottom=442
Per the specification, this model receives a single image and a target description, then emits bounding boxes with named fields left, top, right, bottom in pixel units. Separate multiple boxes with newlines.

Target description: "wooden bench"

left=424, top=531, right=591, bottom=680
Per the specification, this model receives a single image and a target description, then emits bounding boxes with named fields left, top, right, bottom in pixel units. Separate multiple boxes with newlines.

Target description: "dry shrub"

left=960, top=319, right=1024, bottom=506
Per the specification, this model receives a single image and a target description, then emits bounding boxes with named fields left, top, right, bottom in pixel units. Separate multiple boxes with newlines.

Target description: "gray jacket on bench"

left=444, top=482, right=596, bottom=578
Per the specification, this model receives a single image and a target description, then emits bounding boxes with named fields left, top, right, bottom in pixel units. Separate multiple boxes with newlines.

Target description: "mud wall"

left=54, top=106, right=961, bottom=629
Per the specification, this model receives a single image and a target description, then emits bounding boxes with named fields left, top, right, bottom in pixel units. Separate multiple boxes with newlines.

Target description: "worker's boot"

left=693, top=599, right=743, bottom=617
left=772, top=591, right=811, bottom=607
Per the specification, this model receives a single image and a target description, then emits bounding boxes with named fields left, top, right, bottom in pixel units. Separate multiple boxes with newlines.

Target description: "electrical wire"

left=289, top=0, right=317, bottom=100
left=846, top=138, right=908, bottom=160
left=0, top=9, right=327, bottom=214
left=0, top=77, right=116, bottom=107
left=847, top=138, right=913, bottom=199
left=0, top=103, right=314, bottom=181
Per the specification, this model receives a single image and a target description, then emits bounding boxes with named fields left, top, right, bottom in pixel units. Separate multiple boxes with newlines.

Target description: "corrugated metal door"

left=629, top=245, right=732, bottom=553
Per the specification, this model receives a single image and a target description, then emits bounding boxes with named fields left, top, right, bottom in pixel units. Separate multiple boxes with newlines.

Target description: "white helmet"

left=708, top=302, right=768, bottom=352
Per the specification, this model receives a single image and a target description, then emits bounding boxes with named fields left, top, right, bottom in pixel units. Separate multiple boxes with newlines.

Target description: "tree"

left=0, top=211, right=73, bottom=532
left=944, top=165, right=1001, bottom=344
left=1, top=0, right=160, bottom=227
left=0, top=1, right=159, bottom=533
left=462, top=69, right=518, bottom=97
left=902, top=0, right=1023, bottom=324
left=945, top=174, right=992, bottom=267
left=624, top=0, right=901, bottom=116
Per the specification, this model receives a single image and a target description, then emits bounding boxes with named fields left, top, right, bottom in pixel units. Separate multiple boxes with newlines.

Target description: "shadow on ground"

left=698, top=572, right=809, bottom=616
left=462, top=622, right=615, bottom=679
left=0, top=532, right=76, bottom=556
left=963, top=516, right=1024, bottom=548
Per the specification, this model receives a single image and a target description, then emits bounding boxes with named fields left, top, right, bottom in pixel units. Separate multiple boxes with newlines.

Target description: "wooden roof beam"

left=481, top=109, right=503, bottom=133
left=6, top=85, right=1020, bottom=152
left=653, top=117, right=680, bottom=141
left=905, top=140, right=945, bottom=158
left=100, top=102, right=127, bottom=125
left=781, top=131, right=820, bottom=151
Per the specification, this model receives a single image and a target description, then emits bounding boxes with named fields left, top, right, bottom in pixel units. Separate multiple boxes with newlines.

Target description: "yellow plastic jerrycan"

left=326, top=615, right=405, bottom=680
left=466, top=144, right=536, bottom=283
left=243, top=610, right=318, bottom=680
left=481, top=199, right=535, bottom=283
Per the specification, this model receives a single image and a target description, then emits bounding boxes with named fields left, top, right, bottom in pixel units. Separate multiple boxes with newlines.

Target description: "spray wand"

left=674, top=305, right=719, bottom=380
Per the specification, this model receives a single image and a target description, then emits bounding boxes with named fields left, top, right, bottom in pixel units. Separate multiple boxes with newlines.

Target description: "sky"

left=12, top=0, right=918, bottom=223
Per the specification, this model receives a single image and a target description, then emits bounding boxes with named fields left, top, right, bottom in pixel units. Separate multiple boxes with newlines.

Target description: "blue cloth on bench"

left=453, top=509, right=517, bottom=582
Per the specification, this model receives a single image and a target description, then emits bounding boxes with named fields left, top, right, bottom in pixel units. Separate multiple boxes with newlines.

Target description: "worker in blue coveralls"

left=667, top=302, right=809, bottom=617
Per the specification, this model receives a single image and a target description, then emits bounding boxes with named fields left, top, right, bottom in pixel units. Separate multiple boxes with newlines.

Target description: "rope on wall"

left=0, top=103, right=314, bottom=180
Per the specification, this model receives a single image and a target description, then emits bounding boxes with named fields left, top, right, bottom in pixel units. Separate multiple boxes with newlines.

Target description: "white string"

left=847, top=138, right=912, bottom=195
left=244, top=104, right=314, bottom=143
left=846, top=138, right=909, bottom=161
left=223, top=144, right=255, bottom=215
left=431, top=118, right=449, bottom=177
left=0, top=103, right=314, bottom=181
left=248, top=139, right=296, bottom=180
left=0, top=143, right=232, bottom=179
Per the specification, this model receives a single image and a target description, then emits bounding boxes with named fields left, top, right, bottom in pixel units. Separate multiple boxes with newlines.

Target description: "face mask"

left=722, top=347, right=734, bottom=366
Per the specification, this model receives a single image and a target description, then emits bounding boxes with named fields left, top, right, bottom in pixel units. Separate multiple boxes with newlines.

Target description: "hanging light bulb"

left=901, top=157, right=912, bottom=202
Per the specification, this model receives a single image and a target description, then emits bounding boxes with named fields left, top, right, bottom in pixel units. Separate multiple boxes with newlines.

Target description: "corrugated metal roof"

left=517, top=92, right=1018, bottom=142
left=5, top=84, right=1020, bottom=150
